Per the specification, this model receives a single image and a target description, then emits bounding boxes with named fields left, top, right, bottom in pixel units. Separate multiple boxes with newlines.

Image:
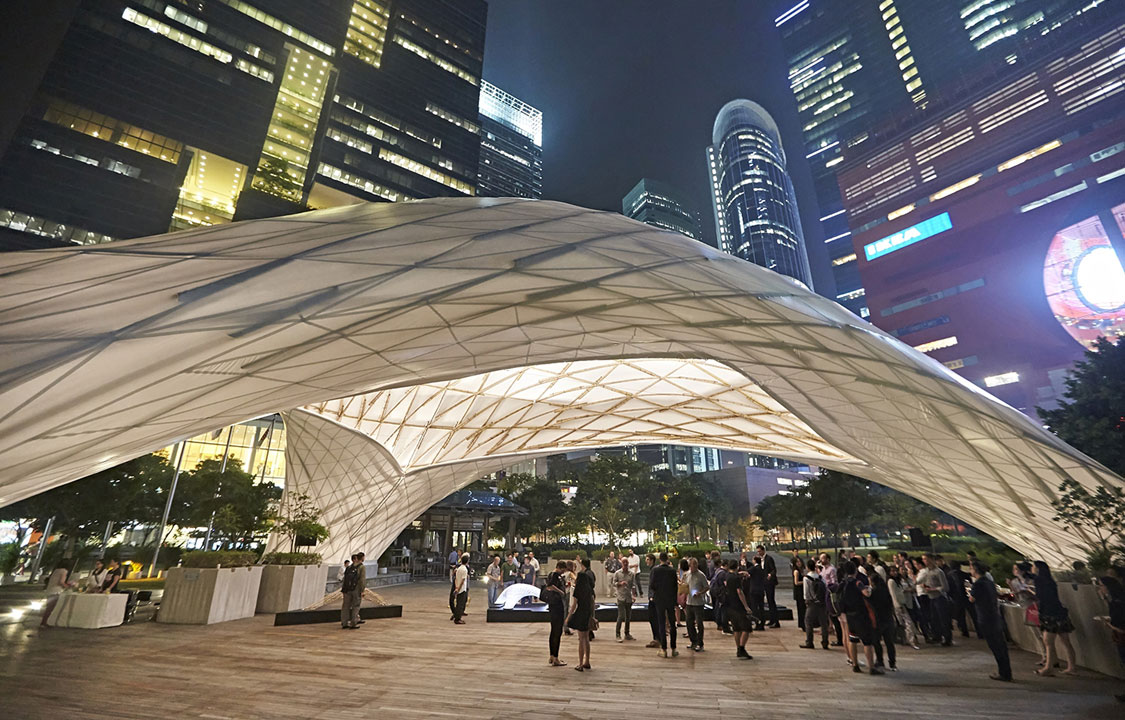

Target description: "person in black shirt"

left=723, top=559, right=754, bottom=659
left=841, top=561, right=882, bottom=675
left=644, top=554, right=660, bottom=648
left=649, top=552, right=679, bottom=657
left=756, top=546, right=780, bottom=627
left=1095, top=575, right=1125, bottom=702
left=747, top=557, right=767, bottom=631
left=566, top=557, right=596, bottom=671
left=969, top=560, right=1011, bottom=681
left=544, top=562, right=568, bottom=667
left=865, top=565, right=898, bottom=671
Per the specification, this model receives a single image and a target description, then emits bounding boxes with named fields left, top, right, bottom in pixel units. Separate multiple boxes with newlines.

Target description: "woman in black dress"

left=544, top=561, right=568, bottom=667
left=791, top=556, right=806, bottom=631
left=1028, top=561, right=1076, bottom=676
left=566, top=556, right=595, bottom=671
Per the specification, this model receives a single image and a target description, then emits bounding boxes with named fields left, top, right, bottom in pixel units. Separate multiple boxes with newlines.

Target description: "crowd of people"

left=40, top=557, right=129, bottom=628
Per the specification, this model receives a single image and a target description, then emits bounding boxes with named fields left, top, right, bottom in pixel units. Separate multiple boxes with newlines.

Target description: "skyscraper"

left=775, top=0, right=1121, bottom=317
left=477, top=80, right=543, bottom=199
left=707, top=99, right=812, bottom=287
left=622, top=178, right=703, bottom=242
left=0, top=0, right=487, bottom=251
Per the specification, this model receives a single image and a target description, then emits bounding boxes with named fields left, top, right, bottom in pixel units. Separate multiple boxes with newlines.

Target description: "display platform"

left=486, top=601, right=793, bottom=623
left=48, top=592, right=128, bottom=628
left=274, top=604, right=403, bottom=626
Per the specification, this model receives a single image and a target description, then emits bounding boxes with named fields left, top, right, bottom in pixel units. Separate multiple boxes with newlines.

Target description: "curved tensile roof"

left=0, top=198, right=1119, bottom=561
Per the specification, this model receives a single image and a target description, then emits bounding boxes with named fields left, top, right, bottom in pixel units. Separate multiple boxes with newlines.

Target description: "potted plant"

left=0, top=543, right=20, bottom=585
left=159, top=550, right=263, bottom=625
left=256, top=493, right=329, bottom=613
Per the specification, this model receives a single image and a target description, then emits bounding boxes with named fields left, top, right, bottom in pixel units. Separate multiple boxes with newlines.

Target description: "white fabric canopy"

left=0, top=197, right=1120, bottom=561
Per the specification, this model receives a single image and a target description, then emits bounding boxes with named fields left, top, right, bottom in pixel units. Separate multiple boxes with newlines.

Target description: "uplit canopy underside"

left=0, top=198, right=1120, bottom=561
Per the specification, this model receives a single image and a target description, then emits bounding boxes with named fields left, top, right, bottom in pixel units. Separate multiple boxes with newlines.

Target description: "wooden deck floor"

left=1, top=581, right=1121, bottom=719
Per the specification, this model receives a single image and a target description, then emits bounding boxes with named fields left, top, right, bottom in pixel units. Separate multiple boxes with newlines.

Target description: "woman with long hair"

left=791, top=555, right=807, bottom=631
left=544, top=561, right=568, bottom=667
left=1028, top=561, right=1077, bottom=676
left=866, top=564, right=898, bottom=671
left=1096, top=575, right=1125, bottom=702
left=566, top=556, right=595, bottom=671
left=1010, top=561, right=1047, bottom=664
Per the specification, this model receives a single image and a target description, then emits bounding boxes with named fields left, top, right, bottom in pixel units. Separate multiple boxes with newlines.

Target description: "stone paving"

left=0, top=581, right=1121, bottom=719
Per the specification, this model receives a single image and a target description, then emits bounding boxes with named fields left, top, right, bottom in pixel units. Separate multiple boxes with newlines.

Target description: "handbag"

left=591, top=617, right=600, bottom=632
left=1024, top=601, right=1039, bottom=627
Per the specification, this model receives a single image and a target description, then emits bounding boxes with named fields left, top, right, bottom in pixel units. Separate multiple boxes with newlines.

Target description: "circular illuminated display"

left=1043, top=209, right=1125, bottom=349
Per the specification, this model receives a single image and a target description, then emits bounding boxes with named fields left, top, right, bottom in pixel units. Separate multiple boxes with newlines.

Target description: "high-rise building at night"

left=836, top=12, right=1125, bottom=416
left=0, top=0, right=487, bottom=251
left=707, top=99, right=812, bottom=287
left=774, top=0, right=1118, bottom=317
left=477, top=80, right=543, bottom=199
left=622, top=178, right=703, bottom=242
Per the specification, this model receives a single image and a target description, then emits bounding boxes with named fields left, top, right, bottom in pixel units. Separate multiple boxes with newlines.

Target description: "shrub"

left=180, top=550, right=257, bottom=568
left=261, top=551, right=322, bottom=565
left=0, top=543, right=19, bottom=575
left=549, top=549, right=587, bottom=562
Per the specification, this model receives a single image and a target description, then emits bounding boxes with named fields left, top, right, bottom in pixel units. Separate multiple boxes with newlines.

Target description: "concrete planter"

left=159, top=565, right=263, bottom=625
left=256, top=563, right=327, bottom=614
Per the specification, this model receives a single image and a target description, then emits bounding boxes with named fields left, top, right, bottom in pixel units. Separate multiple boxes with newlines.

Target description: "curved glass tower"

left=707, top=100, right=812, bottom=287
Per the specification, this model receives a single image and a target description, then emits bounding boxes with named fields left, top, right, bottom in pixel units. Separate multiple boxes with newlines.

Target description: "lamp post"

left=203, top=425, right=235, bottom=550
left=148, top=442, right=187, bottom=578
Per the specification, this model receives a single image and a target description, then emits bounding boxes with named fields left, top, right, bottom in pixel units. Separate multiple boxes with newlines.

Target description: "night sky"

left=481, top=0, right=835, bottom=294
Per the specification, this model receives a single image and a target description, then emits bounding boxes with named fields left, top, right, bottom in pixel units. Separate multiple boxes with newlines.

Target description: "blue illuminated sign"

left=863, top=212, right=953, bottom=261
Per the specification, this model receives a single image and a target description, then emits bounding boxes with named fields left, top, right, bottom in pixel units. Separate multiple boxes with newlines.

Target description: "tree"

left=806, top=469, right=878, bottom=550
left=1050, top=477, right=1125, bottom=569
left=1039, top=336, right=1125, bottom=477
left=273, top=491, right=329, bottom=551
left=569, top=454, right=650, bottom=549
left=176, top=457, right=281, bottom=549
left=498, top=472, right=569, bottom=543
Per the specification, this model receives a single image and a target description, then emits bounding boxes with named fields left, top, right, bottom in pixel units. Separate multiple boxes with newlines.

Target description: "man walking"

left=800, top=560, right=830, bottom=649
left=968, top=560, right=1011, bottom=681
left=684, top=557, right=709, bottom=651
left=756, top=546, right=781, bottom=628
left=613, top=556, right=636, bottom=642
left=604, top=551, right=622, bottom=599
left=452, top=554, right=470, bottom=624
left=341, top=552, right=364, bottom=629
left=650, top=552, right=679, bottom=657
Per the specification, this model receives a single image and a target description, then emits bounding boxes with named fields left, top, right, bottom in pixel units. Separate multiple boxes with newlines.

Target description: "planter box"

left=158, top=565, right=263, bottom=625
left=256, top=564, right=328, bottom=614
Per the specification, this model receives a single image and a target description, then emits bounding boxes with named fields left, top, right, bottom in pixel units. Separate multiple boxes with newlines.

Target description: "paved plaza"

left=0, top=581, right=1121, bottom=719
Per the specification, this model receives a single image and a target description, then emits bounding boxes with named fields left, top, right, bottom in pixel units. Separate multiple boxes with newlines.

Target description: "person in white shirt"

left=86, top=560, right=108, bottom=593
left=453, top=555, right=470, bottom=624
left=41, top=564, right=73, bottom=627
left=528, top=551, right=541, bottom=587
left=485, top=555, right=503, bottom=606
left=627, top=549, right=642, bottom=595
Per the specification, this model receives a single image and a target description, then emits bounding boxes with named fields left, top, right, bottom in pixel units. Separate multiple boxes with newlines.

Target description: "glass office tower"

left=622, top=178, right=703, bottom=241
left=477, top=80, right=543, bottom=199
left=707, top=99, right=812, bottom=287
left=774, top=0, right=1120, bottom=317
left=0, top=0, right=487, bottom=250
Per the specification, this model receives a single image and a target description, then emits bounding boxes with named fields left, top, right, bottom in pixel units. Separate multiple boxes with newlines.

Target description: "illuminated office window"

left=392, top=35, right=478, bottom=85
left=42, top=98, right=183, bottom=163
left=913, top=336, right=958, bottom=353
left=344, top=0, right=390, bottom=68
left=171, top=149, right=247, bottom=231
left=378, top=148, right=474, bottom=194
left=983, top=372, right=1020, bottom=387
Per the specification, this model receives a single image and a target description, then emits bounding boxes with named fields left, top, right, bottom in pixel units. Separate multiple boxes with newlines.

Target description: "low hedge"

left=261, top=552, right=322, bottom=565
left=180, top=550, right=257, bottom=568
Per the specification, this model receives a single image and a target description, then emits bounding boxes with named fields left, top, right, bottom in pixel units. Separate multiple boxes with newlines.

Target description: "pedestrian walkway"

left=0, top=581, right=1120, bottom=719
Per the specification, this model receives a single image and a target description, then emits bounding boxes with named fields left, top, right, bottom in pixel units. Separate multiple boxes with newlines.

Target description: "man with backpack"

left=341, top=552, right=365, bottom=629
left=710, top=560, right=729, bottom=634
left=801, top=561, right=830, bottom=649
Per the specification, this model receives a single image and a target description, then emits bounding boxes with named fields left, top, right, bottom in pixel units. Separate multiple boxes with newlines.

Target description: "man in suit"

left=649, top=552, right=680, bottom=658
left=756, top=545, right=780, bottom=628
left=968, top=560, right=1011, bottom=681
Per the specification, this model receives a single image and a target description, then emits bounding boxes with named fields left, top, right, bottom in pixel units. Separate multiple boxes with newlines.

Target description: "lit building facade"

left=622, top=178, right=703, bottom=242
left=707, top=99, right=813, bottom=287
left=0, top=0, right=487, bottom=250
left=774, top=0, right=1120, bottom=317
left=838, top=16, right=1125, bottom=415
left=477, top=80, right=543, bottom=199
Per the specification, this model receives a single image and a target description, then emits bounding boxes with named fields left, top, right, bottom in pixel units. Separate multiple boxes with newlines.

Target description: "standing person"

left=1094, top=575, right=1125, bottom=702
left=911, top=557, right=934, bottom=642
left=528, top=551, right=541, bottom=588
left=968, top=560, right=1011, bottom=682
left=627, top=549, right=642, bottom=596
left=563, top=561, right=577, bottom=636
left=791, top=555, right=807, bottom=631
left=519, top=553, right=535, bottom=605
left=452, top=554, right=470, bottom=624
left=1027, top=561, right=1077, bottom=676
left=613, top=555, right=637, bottom=642
left=650, top=553, right=679, bottom=658
left=800, top=560, right=830, bottom=649
left=919, top=553, right=953, bottom=646
left=501, top=552, right=518, bottom=590
left=1010, top=561, right=1047, bottom=663
left=867, top=565, right=898, bottom=671
left=818, top=552, right=844, bottom=646
left=579, top=555, right=598, bottom=640
left=684, top=557, right=709, bottom=652
left=485, top=555, right=502, bottom=607
left=604, top=551, right=622, bottom=599
left=566, top=556, right=595, bottom=671
left=676, top=558, right=690, bottom=629
left=888, top=565, right=920, bottom=650
left=756, top=546, right=781, bottom=628
left=644, top=553, right=661, bottom=648
left=841, top=561, right=883, bottom=675
left=40, top=563, right=73, bottom=627
left=724, top=559, right=754, bottom=659
left=707, top=551, right=721, bottom=580
left=544, top=561, right=568, bottom=666
left=341, top=553, right=362, bottom=629
left=448, top=547, right=461, bottom=578
left=747, top=556, right=767, bottom=631
left=947, top=560, right=973, bottom=638
left=710, top=558, right=730, bottom=634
